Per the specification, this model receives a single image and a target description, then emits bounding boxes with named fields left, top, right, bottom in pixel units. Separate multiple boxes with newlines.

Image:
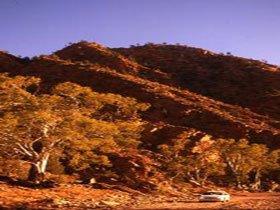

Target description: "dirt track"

left=0, top=182, right=279, bottom=209
left=131, top=192, right=280, bottom=210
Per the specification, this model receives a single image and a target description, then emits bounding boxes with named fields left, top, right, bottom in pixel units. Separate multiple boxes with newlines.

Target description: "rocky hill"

left=114, top=44, right=280, bottom=121
left=0, top=42, right=279, bottom=149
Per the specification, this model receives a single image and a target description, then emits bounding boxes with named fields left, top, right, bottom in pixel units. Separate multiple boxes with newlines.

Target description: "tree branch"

left=16, top=143, right=33, bottom=157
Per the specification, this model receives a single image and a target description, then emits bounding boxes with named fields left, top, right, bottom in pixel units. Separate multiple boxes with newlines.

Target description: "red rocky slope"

left=0, top=42, right=279, bottom=148
left=114, top=44, right=280, bottom=121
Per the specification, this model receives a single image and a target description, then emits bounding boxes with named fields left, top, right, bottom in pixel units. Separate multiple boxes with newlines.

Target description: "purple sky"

left=0, top=0, right=279, bottom=64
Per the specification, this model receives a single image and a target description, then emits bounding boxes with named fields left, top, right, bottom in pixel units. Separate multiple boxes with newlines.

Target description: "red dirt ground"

left=0, top=182, right=279, bottom=209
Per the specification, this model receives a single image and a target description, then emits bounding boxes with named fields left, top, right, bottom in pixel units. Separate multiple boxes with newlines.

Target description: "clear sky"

left=0, top=0, right=279, bottom=64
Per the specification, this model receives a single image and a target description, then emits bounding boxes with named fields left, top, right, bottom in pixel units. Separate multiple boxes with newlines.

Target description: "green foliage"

left=52, top=82, right=149, bottom=121
left=0, top=73, right=149, bottom=182
left=159, top=136, right=280, bottom=188
left=159, top=136, right=225, bottom=186
left=214, top=139, right=280, bottom=187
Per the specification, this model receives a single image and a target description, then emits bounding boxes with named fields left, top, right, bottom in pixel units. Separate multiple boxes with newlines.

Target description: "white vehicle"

left=199, top=191, right=230, bottom=202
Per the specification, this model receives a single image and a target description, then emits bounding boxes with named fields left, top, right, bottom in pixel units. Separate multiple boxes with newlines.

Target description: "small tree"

left=183, top=137, right=225, bottom=186
left=0, top=111, right=64, bottom=182
left=159, top=135, right=225, bottom=186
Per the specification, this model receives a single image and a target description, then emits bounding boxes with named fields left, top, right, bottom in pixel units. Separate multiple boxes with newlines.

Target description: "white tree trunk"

left=29, top=153, right=50, bottom=182
left=36, top=153, right=49, bottom=174
left=251, top=170, right=261, bottom=191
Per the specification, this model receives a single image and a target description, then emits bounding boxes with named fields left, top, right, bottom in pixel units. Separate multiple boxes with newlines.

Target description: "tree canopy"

left=0, top=73, right=149, bottom=182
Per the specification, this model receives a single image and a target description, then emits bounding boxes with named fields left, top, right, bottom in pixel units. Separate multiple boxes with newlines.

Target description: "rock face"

left=114, top=44, right=280, bottom=121
left=0, top=42, right=279, bottom=148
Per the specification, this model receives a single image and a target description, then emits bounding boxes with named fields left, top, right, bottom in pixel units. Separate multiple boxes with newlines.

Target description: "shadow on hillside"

left=0, top=175, right=57, bottom=189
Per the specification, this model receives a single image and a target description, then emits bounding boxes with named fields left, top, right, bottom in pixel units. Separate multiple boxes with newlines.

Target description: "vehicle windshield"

left=202, top=192, right=225, bottom=195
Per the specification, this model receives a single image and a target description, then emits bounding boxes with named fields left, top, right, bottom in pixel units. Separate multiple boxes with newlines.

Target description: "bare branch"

left=49, top=139, right=62, bottom=149
left=27, top=136, right=44, bottom=158
left=42, top=124, right=49, bottom=138
left=20, top=159, right=37, bottom=165
left=16, top=143, right=33, bottom=157
left=13, top=148, right=26, bottom=156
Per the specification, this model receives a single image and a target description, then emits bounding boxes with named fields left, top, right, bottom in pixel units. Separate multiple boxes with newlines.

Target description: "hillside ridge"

left=0, top=42, right=279, bottom=148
